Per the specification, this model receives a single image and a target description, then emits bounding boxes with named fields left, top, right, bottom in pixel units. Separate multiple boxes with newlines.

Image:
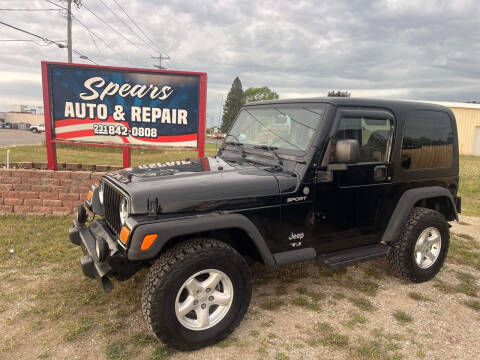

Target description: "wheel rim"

left=175, top=269, right=234, bottom=331
left=413, top=227, right=442, bottom=269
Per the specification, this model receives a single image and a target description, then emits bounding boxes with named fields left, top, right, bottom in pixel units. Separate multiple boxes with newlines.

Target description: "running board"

left=318, top=243, right=390, bottom=269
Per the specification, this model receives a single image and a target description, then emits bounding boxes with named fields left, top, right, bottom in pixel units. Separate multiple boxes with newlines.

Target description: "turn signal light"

left=140, top=234, right=158, bottom=250
left=87, top=189, right=93, bottom=201
left=119, top=226, right=131, bottom=244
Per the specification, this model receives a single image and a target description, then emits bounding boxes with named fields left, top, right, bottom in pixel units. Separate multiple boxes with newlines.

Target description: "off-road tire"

left=142, top=238, right=252, bottom=350
left=388, top=207, right=449, bottom=283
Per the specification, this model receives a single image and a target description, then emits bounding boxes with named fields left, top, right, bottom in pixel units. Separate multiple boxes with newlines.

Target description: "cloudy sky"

left=1, top=0, right=479, bottom=126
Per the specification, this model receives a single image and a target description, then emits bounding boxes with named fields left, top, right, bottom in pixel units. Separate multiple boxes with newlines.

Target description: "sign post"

left=41, top=62, right=207, bottom=170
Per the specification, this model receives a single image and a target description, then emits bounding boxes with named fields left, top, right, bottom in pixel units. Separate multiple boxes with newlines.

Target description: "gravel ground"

left=158, top=216, right=480, bottom=360
left=1, top=216, right=479, bottom=360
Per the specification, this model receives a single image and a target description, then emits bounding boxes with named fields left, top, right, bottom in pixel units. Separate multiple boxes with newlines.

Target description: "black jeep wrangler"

left=70, top=98, right=461, bottom=350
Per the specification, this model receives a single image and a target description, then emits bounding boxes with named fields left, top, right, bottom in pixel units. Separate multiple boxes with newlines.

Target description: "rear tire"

left=142, top=238, right=252, bottom=350
left=387, top=207, right=449, bottom=283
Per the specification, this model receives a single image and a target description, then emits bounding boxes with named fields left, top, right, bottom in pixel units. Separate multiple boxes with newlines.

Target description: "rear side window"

left=401, top=111, right=453, bottom=169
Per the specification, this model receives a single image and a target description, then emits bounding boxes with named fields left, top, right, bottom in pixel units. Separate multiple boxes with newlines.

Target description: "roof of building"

left=411, top=100, right=480, bottom=110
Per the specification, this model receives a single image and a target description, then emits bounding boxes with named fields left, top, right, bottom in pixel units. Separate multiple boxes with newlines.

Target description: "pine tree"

left=220, top=77, right=245, bottom=132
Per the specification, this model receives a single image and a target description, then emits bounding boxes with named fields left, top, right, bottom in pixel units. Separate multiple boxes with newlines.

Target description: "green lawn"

left=458, top=155, right=480, bottom=216
left=0, top=143, right=218, bottom=167
left=1, top=144, right=479, bottom=215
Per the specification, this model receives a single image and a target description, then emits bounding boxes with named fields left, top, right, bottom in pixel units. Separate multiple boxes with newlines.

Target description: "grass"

left=344, top=311, right=367, bottom=329
left=312, top=322, right=349, bottom=348
left=449, top=234, right=480, bottom=271
left=291, top=296, right=320, bottom=311
left=408, top=292, right=433, bottom=302
left=0, top=143, right=218, bottom=167
left=393, top=310, right=413, bottom=325
left=104, top=341, right=131, bottom=360
left=351, top=339, right=403, bottom=360
left=63, top=318, right=94, bottom=341
left=214, top=337, right=240, bottom=348
left=458, top=155, right=480, bottom=216
left=349, top=297, right=376, bottom=312
left=0, top=214, right=156, bottom=359
left=260, top=298, right=285, bottom=311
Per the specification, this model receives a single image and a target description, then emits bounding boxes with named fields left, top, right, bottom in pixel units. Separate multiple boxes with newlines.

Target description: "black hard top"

left=243, top=97, right=451, bottom=113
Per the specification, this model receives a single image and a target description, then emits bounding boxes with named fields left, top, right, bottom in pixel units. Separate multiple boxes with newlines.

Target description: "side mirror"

left=334, top=139, right=360, bottom=164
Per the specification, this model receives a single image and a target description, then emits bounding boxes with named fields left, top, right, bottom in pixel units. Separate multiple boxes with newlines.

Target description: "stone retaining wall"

left=0, top=169, right=105, bottom=215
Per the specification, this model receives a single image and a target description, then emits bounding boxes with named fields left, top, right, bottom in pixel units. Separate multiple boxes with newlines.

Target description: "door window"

left=332, top=117, right=393, bottom=162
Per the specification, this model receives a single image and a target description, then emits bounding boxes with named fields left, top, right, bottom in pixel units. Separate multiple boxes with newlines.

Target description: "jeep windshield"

left=226, top=106, right=327, bottom=155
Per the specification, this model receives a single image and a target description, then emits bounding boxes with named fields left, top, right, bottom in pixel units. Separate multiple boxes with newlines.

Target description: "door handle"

left=373, top=165, right=387, bottom=181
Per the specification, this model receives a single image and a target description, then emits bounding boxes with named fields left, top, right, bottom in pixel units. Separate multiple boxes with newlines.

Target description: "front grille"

left=103, top=182, right=124, bottom=234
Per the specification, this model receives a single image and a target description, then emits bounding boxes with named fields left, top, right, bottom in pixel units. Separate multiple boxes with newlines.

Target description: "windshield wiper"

left=222, top=134, right=247, bottom=158
left=254, top=145, right=283, bottom=166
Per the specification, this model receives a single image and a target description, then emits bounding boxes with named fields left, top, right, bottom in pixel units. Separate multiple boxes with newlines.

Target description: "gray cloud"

left=1, top=0, right=480, bottom=125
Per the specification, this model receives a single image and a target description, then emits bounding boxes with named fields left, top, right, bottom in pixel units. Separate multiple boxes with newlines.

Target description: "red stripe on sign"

left=55, top=129, right=95, bottom=139
left=56, top=129, right=197, bottom=143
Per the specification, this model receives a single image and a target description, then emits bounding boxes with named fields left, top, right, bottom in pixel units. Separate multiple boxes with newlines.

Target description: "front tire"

left=142, top=238, right=252, bottom=350
left=388, top=207, right=450, bottom=283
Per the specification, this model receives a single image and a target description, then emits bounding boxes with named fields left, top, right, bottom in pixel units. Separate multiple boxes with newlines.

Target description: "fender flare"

left=127, top=212, right=276, bottom=267
left=381, top=186, right=458, bottom=244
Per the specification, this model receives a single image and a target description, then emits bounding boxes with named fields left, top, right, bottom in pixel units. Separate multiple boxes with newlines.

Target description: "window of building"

left=401, top=111, right=453, bottom=169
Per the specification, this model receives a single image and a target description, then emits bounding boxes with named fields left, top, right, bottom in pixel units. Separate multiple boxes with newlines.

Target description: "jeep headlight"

left=99, top=181, right=104, bottom=205
left=119, top=197, right=129, bottom=225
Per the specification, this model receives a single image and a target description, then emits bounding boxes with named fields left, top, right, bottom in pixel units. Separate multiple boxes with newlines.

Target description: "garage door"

left=474, top=127, right=480, bottom=156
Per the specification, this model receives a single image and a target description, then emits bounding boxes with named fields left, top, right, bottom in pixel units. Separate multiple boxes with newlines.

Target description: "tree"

left=221, top=77, right=245, bottom=132
left=327, top=90, right=351, bottom=97
left=244, top=86, right=280, bottom=103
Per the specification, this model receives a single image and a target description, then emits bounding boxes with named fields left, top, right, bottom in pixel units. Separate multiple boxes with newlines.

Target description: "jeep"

left=69, top=98, right=460, bottom=350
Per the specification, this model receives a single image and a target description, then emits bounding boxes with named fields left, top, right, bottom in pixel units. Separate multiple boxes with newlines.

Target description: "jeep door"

left=312, top=108, right=395, bottom=253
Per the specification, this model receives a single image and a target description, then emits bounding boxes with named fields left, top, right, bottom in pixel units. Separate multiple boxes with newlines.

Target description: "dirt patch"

left=1, top=216, right=480, bottom=360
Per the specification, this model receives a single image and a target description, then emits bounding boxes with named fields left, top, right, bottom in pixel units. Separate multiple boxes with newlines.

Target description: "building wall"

left=450, top=107, right=480, bottom=156
left=3, top=112, right=44, bottom=126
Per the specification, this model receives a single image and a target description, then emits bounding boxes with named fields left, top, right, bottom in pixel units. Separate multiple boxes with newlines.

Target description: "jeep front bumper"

left=69, top=218, right=121, bottom=292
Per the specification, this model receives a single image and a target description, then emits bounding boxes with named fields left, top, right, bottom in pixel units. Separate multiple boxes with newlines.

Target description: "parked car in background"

left=4, top=122, right=12, bottom=129
left=30, top=124, right=45, bottom=133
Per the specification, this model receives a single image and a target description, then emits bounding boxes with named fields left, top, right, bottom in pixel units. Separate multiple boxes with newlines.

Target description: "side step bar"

left=318, top=243, right=390, bottom=269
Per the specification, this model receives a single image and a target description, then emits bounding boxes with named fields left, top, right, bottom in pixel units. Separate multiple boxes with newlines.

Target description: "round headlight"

left=119, top=197, right=129, bottom=225
left=99, top=182, right=104, bottom=205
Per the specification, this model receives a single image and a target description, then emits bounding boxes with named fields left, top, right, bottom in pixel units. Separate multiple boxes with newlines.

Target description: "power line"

left=0, top=20, right=97, bottom=64
left=110, top=0, right=163, bottom=54
left=97, top=0, right=158, bottom=55
left=45, top=0, right=67, bottom=10
left=72, top=14, right=134, bottom=66
left=81, top=2, right=154, bottom=58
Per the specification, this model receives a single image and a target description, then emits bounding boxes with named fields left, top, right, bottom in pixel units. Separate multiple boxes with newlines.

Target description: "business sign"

left=41, top=62, right=206, bottom=169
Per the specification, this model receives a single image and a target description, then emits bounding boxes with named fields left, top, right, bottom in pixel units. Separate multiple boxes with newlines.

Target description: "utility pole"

left=67, top=0, right=72, bottom=62
left=152, top=54, right=169, bottom=69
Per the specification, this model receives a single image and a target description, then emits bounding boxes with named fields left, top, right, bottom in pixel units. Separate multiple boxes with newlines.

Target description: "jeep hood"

left=105, top=156, right=296, bottom=214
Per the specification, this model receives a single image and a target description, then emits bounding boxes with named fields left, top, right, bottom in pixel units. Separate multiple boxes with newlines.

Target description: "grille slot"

left=103, top=182, right=123, bottom=234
